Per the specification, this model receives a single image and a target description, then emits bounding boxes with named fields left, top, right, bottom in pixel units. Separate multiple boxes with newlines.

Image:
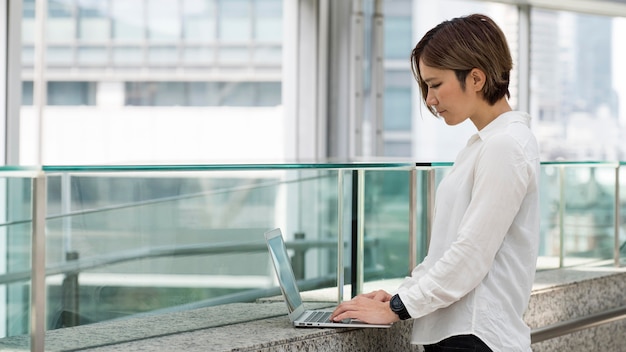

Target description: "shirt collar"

left=471, top=111, right=531, bottom=143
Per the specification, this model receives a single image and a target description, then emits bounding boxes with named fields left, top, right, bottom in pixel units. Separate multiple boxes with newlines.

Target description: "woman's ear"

left=469, top=68, right=486, bottom=92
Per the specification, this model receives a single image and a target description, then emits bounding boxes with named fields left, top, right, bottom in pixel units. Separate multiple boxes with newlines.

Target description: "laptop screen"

left=267, top=232, right=303, bottom=314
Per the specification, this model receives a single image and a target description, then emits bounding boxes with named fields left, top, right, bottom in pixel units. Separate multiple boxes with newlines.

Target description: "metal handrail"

left=0, top=238, right=378, bottom=285
left=531, top=305, right=626, bottom=343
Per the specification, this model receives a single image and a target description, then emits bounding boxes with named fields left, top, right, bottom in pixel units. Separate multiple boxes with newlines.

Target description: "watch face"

left=391, top=295, right=402, bottom=310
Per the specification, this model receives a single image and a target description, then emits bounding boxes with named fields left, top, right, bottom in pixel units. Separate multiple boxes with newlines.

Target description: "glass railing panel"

left=539, top=162, right=619, bottom=269
left=538, top=164, right=562, bottom=270
left=357, top=165, right=451, bottom=294
left=0, top=172, right=36, bottom=349
left=42, top=166, right=373, bottom=331
left=561, top=164, right=617, bottom=267
left=3, top=160, right=621, bottom=352
left=361, top=169, right=413, bottom=282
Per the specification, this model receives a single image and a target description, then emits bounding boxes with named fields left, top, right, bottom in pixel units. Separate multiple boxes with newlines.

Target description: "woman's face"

left=419, top=60, right=477, bottom=126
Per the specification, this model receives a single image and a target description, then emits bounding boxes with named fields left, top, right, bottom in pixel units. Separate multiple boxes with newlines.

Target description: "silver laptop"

left=264, top=228, right=392, bottom=328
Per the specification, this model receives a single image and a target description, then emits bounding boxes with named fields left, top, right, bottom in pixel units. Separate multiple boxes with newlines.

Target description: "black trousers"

left=423, top=334, right=493, bottom=352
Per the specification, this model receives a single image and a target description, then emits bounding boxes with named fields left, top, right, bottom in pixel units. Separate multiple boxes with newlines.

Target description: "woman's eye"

left=430, top=83, right=441, bottom=89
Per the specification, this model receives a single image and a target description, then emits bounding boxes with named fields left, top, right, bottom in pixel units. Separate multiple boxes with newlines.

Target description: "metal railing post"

left=31, top=173, right=46, bottom=352
left=336, top=171, right=344, bottom=303
left=292, top=232, right=305, bottom=279
left=426, top=169, right=436, bottom=249
left=408, top=168, right=417, bottom=272
left=559, top=166, right=565, bottom=268
left=62, top=251, right=80, bottom=327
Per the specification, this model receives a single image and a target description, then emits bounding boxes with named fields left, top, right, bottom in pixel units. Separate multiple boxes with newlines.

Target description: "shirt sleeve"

left=397, top=133, right=533, bottom=319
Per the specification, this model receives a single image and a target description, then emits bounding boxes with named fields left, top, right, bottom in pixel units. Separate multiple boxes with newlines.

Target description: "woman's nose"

left=426, top=91, right=437, bottom=106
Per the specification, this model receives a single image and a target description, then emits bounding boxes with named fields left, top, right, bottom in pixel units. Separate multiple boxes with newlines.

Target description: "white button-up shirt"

left=397, top=111, right=540, bottom=351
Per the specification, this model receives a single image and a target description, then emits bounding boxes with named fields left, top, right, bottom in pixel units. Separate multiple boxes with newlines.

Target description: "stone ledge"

left=0, top=266, right=624, bottom=351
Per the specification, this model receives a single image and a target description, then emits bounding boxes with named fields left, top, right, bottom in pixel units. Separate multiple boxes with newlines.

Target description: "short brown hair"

left=410, top=14, right=513, bottom=115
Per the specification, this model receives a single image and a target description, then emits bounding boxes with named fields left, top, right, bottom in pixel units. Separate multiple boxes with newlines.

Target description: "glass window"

left=48, top=0, right=76, bottom=42
left=183, top=46, right=215, bottom=64
left=78, top=46, right=108, bottom=65
left=123, top=81, right=281, bottom=107
left=384, top=141, right=412, bottom=157
left=152, top=82, right=186, bottom=106
left=22, top=46, right=34, bottom=66
left=111, top=0, right=145, bottom=41
left=221, top=82, right=254, bottom=106
left=531, top=9, right=624, bottom=161
left=22, top=81, right=34, bottom=106
left=23, top=0, right=35, bottom=18
left=125, top=82, right=192, bottom=106
left=218, top=47, right=249, bottom=64
left=384, top=87, right=411, bottom=131
left=257, top=82, right=281, bottom=106
left=253, top=46, right=281, bottom=64
left=218, top=0, right=251, bottom=41
left=255, top=0, right=282, bottom=42
left=22, top=0, right=36, bottom=43
left=384, top=16, right=412, bottom=60
left=188, top=82, right=221, bottom=106
left=48, top=82, right=97, bottom=106
left=148, top=46, right=179, bottom=65
left=78, top=0, right=111, bottom=41
left=46, top=46, right=74, bottom=65
left=113, top=46, right=143, bottom=65
left=384, top=70, right=412, bottom=133
left=147, top=0, right=181, bottom=42
left=183, top=0, right=216, bottom=41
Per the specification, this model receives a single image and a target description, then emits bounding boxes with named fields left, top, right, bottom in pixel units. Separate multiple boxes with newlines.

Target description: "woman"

left=330, top=14, right=540, bottom=352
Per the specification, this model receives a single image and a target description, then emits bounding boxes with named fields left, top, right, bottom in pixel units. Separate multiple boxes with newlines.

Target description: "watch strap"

left=390, top=294, right=411, bottom=320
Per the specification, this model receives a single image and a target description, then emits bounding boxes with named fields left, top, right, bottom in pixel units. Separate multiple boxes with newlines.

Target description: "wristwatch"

left=390, top=294, right=411, bottom=320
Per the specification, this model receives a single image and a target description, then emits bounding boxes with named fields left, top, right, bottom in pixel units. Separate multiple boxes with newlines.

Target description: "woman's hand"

left=330, top=290, right=399, bottom=325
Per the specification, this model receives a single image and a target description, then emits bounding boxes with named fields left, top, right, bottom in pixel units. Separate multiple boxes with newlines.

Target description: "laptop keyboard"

left=303, top=311, right=333, bottom=323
